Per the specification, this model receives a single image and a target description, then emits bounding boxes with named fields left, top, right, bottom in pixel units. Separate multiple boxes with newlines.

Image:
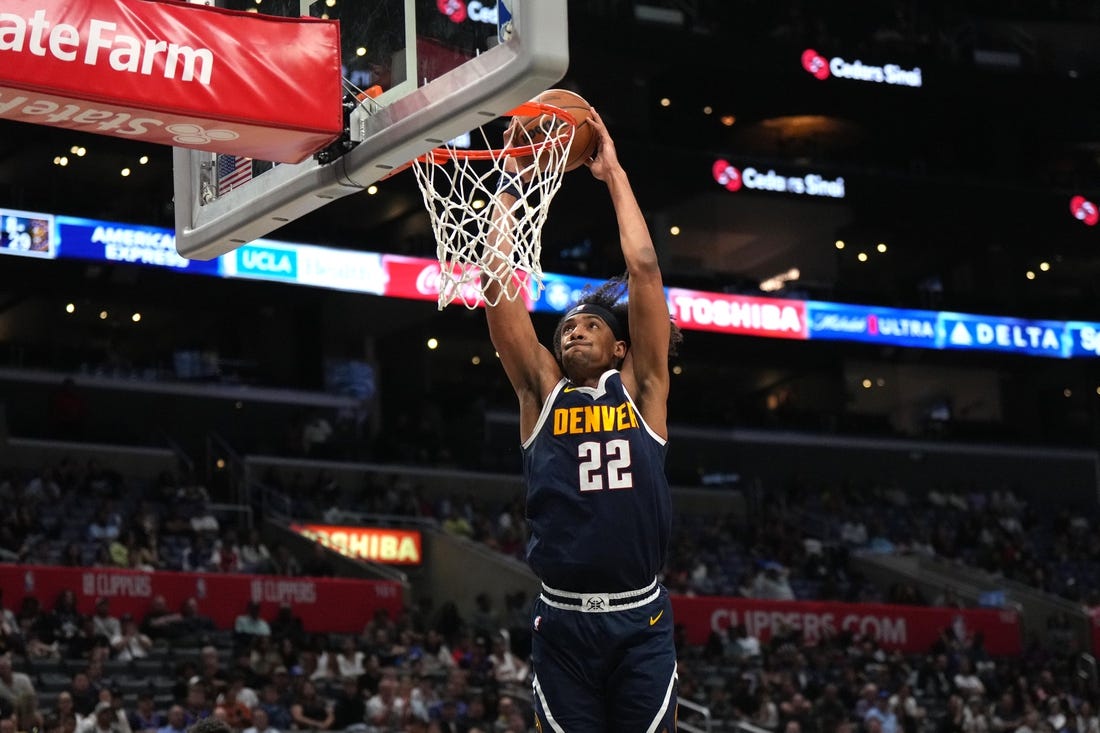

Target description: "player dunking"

left=484, top=107, right=683, bottom=732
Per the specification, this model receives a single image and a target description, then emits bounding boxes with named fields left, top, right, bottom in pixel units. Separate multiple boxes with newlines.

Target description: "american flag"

left=216, top=154, right=252, bottom=196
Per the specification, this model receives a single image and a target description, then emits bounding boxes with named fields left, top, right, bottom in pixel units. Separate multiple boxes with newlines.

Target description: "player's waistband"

left=538, top=577, right=661, bottom=613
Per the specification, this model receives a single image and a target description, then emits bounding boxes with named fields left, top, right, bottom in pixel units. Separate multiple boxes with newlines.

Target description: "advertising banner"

left=671, top=595, right=1021, bottom=655
left=0, top=0, right=342, bottom=163
left=800, top=48, right=923, bottom=87
left=666, top=289, right=807, bottom=339
left=533, top=272, right=601, bottom=314
left=57, top=215, right=219, bottom=274
left=9, top=203, right=1100, bottom=360
left=807, top=302, right=938, bottom=349
left=222, top=240, right=388, bottom=294
left=1064, top=322, right=1100, bottom=358
left=381, top=255, right=455, bottom=304
left=939, top=312, right=1067, bottom=358
left=0, top=564, right=403, bottom=633
left=712, top=160, right=846, bottom=199
left=0, top=207, right=55, bottom=259
left=380, top=254, right=522, bottom=309
left=290, top=524, right=423, bottom=565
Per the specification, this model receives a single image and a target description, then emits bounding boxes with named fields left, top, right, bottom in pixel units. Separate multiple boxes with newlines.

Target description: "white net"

left=411, top=102, right=575, bottom=309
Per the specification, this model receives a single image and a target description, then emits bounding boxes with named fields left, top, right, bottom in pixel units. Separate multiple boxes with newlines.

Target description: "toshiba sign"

left=291, top=524, right=423, bottom=565
left=666, top=289, right=807, bottom=339
left=801, top=48, right=922, bottom=88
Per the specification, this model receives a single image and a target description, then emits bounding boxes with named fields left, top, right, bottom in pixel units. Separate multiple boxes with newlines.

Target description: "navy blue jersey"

left=522, top=369, right=672, bottom=592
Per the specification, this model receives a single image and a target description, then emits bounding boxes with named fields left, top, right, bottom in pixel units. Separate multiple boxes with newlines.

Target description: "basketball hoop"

left=411, top=100, right=577, bottom=309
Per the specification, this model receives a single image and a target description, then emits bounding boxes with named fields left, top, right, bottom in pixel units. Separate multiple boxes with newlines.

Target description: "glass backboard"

left=173, top=0, right=567, bottom=260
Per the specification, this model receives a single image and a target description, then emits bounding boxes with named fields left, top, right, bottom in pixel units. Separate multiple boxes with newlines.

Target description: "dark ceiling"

left=3, top=0, right=1100, bottom=321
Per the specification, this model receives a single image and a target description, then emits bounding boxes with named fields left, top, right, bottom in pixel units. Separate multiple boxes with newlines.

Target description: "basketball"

left=513, top=89, right=597, bottom=173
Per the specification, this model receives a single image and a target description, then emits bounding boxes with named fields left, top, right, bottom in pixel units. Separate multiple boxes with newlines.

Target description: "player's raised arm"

left=584, top=108, right=671, bottom=433
left=482, top=123, right=561, bottom=437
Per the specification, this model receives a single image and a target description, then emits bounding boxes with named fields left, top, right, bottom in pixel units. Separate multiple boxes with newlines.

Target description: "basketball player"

left=484, top=107, right=682, bottom=732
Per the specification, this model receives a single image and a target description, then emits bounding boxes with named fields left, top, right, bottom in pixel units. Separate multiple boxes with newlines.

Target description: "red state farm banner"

left=0, top=564, right=403, bottom=633
left=0, top=0, right=342, bottom=163
left=671, top=595, right=1022, bottom=656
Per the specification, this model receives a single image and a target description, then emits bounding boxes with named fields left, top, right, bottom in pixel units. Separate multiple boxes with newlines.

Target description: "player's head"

left=552, top=275, right=682, bottom=375
left=553, top=278, right=630, bottom=375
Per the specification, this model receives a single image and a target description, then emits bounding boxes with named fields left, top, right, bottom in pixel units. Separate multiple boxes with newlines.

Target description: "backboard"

left=173, top=0, right=568, bottom=260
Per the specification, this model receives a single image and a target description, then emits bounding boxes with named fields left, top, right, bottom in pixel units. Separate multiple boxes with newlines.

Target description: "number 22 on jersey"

left=577, top=438, right=633, bottom=491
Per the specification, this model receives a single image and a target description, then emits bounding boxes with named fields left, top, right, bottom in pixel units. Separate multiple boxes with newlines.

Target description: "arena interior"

left=3, top=1, right=1100, bottom=732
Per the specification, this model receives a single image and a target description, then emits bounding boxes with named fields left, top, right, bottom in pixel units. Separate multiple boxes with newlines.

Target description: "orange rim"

left=420, top=101, right=578, bottom=163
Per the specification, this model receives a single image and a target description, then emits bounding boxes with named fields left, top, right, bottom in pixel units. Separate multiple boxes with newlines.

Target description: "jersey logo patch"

left=563, top=386, right=578, bottom=393
left=649, top=609, right=664, bottom=626
left=581, top=594, right=610, bottom=612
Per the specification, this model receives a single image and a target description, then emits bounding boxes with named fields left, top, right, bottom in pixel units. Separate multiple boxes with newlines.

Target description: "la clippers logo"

left=437, top=0, right=467, bottom=22
left=802, top=49, right=830, bottom=80
left=712, top=160, right=742, bottom=191
left=1070, top=195, right=1099, bottom=226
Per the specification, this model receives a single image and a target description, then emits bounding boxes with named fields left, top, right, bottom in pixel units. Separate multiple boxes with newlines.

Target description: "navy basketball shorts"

left=530, top=578, right=678, bottom=733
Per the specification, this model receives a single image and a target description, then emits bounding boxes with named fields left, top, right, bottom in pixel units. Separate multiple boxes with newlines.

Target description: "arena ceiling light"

left=759, top=268, right=800, bottom=292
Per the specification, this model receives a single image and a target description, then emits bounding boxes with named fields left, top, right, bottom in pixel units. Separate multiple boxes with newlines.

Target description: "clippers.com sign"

left=671, top=595, right=1021, bottom=655
left=712, top=160, right=846, bottom=199
left=801, top=48, right=922, bottom=88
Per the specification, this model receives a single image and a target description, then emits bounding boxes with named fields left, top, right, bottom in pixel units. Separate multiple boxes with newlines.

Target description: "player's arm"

left=585, top=108, right=670, bottom=435
left=483, top=131, right=561, bottom=435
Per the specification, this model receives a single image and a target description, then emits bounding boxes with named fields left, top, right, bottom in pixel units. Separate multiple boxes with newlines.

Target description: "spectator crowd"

left=4, top=453, right=1100, bottom=733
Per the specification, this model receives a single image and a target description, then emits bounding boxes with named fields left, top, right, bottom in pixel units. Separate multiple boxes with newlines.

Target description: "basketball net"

left=412, top=101, right=576, bottom=309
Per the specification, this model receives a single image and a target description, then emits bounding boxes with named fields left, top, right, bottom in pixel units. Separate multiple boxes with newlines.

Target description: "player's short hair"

left=551, top=274, right=681, bottom=369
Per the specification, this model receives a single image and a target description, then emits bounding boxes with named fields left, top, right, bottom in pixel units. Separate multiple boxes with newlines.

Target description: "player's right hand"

left=583, top=108, right=620, bottom=182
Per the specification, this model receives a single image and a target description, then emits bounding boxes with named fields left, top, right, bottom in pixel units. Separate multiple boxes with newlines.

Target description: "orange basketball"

left=513, top=89, right=597, bottom=173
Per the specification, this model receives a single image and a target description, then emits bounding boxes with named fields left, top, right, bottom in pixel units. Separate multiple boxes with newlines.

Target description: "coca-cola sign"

left=383, top=254, right=528, bottom=308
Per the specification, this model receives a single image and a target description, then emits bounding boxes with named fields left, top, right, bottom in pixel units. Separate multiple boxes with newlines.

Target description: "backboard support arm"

left=174, top=0, right=568, bottom=261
